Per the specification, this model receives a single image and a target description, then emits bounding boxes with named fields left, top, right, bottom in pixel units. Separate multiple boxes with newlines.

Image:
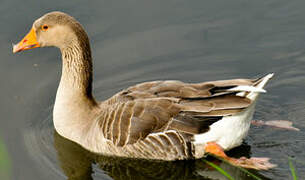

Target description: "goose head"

left=13, top=11, right=89, bottom=53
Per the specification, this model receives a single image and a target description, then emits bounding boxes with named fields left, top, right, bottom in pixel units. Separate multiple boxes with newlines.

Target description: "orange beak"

left=13, top=28, right=40, bottom=53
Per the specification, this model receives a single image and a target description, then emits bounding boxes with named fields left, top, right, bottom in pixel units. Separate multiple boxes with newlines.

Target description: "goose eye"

left=42, top=25, right=49, bottom=31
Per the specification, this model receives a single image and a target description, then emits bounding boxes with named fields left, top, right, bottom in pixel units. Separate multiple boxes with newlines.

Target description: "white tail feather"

left=228, top=85, right=266, bottom=93
left=247, top=73, right=274, bottom=100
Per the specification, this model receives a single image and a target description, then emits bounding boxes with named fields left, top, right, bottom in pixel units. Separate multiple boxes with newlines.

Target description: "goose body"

left=13, top=12, right=275, bottom=169
left=59, top=76, right=272, bottom=161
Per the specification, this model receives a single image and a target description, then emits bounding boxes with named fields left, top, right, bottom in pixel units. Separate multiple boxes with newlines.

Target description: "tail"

left=249, top=73, right=274, bottom=100
left=246, top=73, right=274, bottom=100
left=227, top=73, right=274, bottom=101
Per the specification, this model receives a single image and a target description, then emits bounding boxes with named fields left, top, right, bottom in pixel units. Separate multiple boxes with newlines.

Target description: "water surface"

left=0, top=0, right=304, bottom=179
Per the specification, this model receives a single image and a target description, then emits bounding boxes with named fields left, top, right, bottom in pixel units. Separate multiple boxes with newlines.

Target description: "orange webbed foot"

left=204, top=142, right=276, bottom=170
left=230, top=157, right=277, bottom=170
left=251, top=120, right=299, bottom=131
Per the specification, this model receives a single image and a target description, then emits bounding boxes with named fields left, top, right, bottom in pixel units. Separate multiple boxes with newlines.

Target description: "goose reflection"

left=53, top=130, right=270, bottom=180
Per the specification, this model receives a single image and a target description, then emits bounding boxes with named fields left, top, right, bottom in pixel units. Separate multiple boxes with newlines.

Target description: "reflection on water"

left=24, top=109, right=270, bottom=180
left=54, top=131, right=269, bottom=180
left=22, top=100, right=305, bottom=180
left=0, top=137, right=11, bottom=180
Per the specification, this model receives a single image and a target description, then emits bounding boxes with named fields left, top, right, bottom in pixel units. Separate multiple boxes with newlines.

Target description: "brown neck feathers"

left=60, top=33, right=93, bottom=98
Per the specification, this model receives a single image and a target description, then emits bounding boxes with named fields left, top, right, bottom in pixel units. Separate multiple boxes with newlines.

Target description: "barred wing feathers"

left=99, top=77, right=264, bottom=147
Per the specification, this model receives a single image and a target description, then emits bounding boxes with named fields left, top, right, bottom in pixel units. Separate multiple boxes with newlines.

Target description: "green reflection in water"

left=0, top=137, right=11, bottom=180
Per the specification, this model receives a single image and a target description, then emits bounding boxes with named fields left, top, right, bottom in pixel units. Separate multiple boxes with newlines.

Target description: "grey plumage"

left=94, top=78, right=263, bottom=160
left=14, top=11, right=273, bottom=161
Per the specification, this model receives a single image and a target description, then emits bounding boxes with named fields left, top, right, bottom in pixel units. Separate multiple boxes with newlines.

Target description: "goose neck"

left=60, top=41, right=93, bottom=98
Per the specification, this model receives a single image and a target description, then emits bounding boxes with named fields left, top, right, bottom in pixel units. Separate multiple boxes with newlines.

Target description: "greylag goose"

left=13, top=11, right=275, bottom=170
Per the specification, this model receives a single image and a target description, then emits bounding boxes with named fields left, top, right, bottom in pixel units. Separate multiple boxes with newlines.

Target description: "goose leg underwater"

left=13, top=11, right=276, bottom=170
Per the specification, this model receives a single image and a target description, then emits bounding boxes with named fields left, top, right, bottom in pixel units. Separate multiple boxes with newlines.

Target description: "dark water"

left=0, top=0, right=305, bottom=179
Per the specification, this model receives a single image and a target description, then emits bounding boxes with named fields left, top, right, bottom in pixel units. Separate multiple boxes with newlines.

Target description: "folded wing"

left=100, top=76, right=266, bottom=146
